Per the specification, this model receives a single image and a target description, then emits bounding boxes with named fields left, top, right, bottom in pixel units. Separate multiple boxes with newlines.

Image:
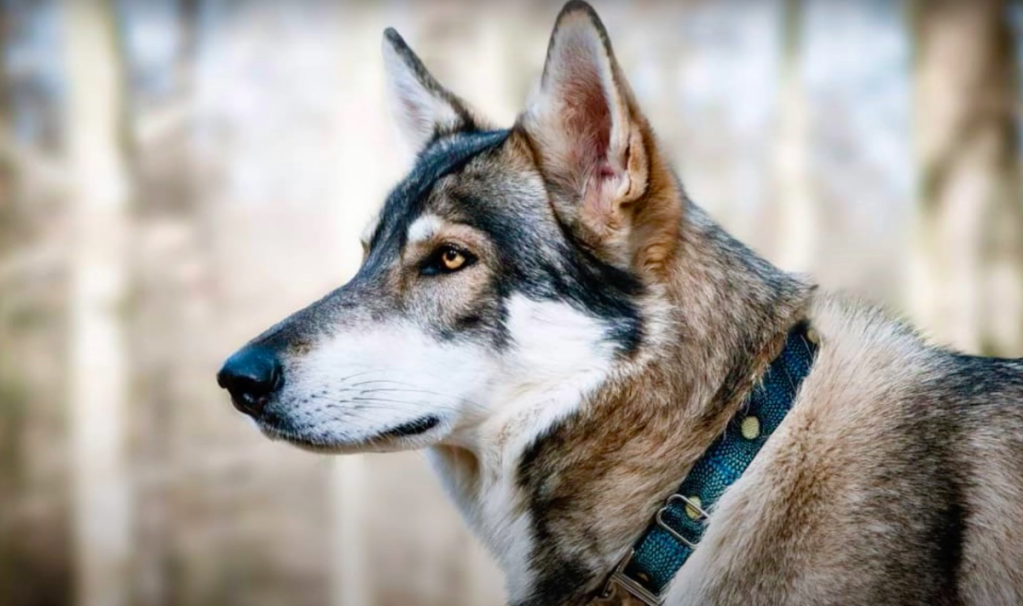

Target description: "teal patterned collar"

left=600, top=323, right=819, bottom=605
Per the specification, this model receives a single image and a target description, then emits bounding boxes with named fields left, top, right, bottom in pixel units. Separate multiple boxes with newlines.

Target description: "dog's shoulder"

left=669, top=293, right=1023, bottom=605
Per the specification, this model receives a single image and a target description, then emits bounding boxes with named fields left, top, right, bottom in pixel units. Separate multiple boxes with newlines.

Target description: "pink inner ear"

left=557, top=48, right=612, bottom=177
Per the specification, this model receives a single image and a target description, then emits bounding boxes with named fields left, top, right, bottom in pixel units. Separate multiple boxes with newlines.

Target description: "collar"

left=599, top=322, right=819, bottom=605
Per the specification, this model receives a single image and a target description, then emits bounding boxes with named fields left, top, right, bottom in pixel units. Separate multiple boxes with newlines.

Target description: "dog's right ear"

left=382, top=28, right=475, bottom=156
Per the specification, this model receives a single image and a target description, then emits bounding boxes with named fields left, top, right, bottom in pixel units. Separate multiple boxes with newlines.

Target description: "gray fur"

left=218, top=3, right=1023, bottom=605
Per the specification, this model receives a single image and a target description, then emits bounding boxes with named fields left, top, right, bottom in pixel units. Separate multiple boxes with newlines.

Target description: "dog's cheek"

left=410, top=268, right=508, bottom=345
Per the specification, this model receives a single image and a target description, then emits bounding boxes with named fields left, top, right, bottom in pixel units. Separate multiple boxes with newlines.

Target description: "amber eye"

left=441, top=247, right=466, bottom=271
left=422, top=245, right=476, bottom=276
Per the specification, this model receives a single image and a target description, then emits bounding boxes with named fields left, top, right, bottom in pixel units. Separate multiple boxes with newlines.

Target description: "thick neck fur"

left=429, top=195, right=813, bottom=606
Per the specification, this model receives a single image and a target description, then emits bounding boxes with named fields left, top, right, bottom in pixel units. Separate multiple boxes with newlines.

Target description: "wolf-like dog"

left=217, top=2, right=1023, bottom=604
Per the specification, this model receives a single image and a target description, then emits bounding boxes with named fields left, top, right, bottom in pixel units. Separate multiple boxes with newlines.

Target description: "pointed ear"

left=382, top=28, right=475, bottom=155
left=524, top=2, right=680, bottom=275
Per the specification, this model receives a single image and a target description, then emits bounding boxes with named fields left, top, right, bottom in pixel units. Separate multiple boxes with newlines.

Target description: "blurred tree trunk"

left=774, top=0, right=817, bottom=273
left=2, top=4, right=77, bottom=604
left=131, top=2, right=204, bottom=605
left=178, top=0, right=200, bottom=93
left=912, top=0, right=1023, bottom=356
left=0, top=4, right=10, bottom=223
left=62, top=2, right=133, bottom=606
left=0, top=3, right=18, bottom=602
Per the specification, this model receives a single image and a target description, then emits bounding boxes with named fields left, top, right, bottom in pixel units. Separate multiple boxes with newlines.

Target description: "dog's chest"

left=426, top=447, right=539, bottom=602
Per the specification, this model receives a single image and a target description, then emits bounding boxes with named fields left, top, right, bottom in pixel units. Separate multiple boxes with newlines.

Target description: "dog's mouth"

left=256, top=412, right=443, bottom=452
left=378, top=415, right=440, bottom=439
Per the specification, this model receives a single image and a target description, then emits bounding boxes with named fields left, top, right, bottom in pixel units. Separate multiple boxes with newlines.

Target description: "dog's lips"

left=253, top=411, right=443, bottom=452
left=376, top=415, right=440, bottom=439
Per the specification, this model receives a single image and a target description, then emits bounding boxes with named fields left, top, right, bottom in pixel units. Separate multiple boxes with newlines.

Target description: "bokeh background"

left=2, top=1, right=1022, bottom=605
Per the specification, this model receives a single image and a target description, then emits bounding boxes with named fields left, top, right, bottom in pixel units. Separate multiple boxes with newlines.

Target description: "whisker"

left=347, top=381, right=467, bottom=400
left=336, top=368, right=388, bottom=382
left=322, top=398, right=443, bottom=414
left=354, top=388, right=463, bottom=402
left=346, top=379, right=406, bottom=388
left=350, top=396, right=460, bottom=411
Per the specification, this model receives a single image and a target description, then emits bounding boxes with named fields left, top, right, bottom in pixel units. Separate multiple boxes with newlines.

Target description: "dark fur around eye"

left=420, top=245, right=478, bottom=276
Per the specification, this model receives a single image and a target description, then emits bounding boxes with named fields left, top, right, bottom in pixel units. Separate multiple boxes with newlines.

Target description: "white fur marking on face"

left=490, top=294, right=618, bottom=465
left=278, top=322, right=493, bottom=449
left=445, top=294, right=619, bottom=450
left=281, top=294, right=621, bottom=596
left=435, top=295, right=619, bottom=600
left=407, top=214, right=444, bottom=245
left=504, top=294, right=616, bottom=388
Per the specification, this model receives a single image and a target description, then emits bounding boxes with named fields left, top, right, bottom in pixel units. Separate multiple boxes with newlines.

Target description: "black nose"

left=217, top=347, right=282, bottom=417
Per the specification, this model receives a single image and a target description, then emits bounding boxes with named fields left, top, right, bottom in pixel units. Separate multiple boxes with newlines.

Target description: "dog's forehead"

left=370, top=130, right=511, bottom=250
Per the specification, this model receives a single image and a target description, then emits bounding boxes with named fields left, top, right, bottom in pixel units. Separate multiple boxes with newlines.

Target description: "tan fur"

left=424, top=5, right=1023, bottom=604
left=627, top=124, right=682, bottom=279
left=389, top=6, right=1023, bottom=602
left=224, top=4, right=1023, bottom=605
left=522, top=4, right=681, bottom=283
left=668, top=297, right=938, bottom=604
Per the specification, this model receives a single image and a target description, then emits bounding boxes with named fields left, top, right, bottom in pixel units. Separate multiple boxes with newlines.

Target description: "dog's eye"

left=422, top=245, right=476, bottom=276
left=441, top=248, right=466, bottom=271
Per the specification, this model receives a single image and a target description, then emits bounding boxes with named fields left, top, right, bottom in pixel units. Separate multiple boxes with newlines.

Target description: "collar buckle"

left=598, top=548, right=661, bottom=605
left=654, top=494, right=709, bottom=548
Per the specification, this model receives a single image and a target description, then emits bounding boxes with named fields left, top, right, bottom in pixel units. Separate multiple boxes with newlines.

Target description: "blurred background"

left=2, top=0, right=1022, bottom=605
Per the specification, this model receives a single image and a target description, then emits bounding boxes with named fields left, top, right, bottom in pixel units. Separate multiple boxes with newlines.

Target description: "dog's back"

left=669, top=295, right=1023, bottom=606
left=932, top=352, right=1023, bottom=604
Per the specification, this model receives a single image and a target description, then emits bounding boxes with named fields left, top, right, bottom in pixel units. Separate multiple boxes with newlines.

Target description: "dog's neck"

left=429, top=200, right=813, bottom=606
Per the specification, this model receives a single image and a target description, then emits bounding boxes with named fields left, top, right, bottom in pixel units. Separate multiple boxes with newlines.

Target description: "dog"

left=216, top=2, right=1023, bottom=604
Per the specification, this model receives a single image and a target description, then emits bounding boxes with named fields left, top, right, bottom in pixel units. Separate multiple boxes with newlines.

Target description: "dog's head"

left=217, top=1, right=681, bottom=453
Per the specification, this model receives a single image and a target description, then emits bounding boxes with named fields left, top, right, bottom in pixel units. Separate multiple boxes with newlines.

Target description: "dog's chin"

left=255, top=414, right=446, bottom=454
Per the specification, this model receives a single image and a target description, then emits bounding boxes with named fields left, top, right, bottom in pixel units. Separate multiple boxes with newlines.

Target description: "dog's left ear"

left=382, top=28, right=476, bottom=156
left=524, top=1, right=680, bottom=276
